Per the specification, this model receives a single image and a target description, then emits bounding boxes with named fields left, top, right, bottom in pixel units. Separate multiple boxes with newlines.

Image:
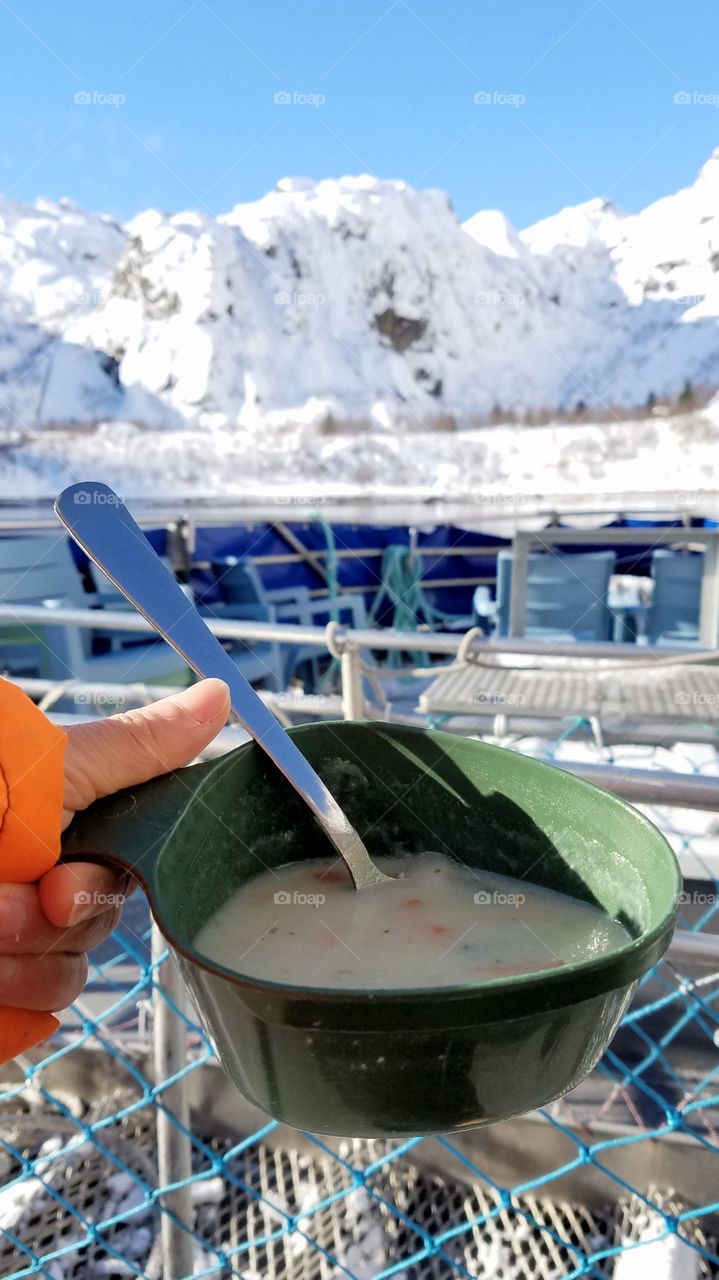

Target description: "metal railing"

left=0, top=600, right=702, bottom=658
left=3, top=598, right=718, bottom=845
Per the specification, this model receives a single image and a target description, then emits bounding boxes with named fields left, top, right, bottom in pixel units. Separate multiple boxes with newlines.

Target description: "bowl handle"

left=61, top=755, right=218, bottom=894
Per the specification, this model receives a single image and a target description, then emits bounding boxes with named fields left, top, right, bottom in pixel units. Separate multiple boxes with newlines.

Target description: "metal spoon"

left=55, top=482, right=391, bottom=891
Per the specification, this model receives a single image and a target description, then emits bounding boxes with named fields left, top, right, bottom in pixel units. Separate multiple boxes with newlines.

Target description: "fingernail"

left=67, top=872, right=128, bottom=926
left=177, top=680, right=229, bottom=726
left=0, top=897, right=28, bottom=941
left=68, top=887, right=103, bottom=927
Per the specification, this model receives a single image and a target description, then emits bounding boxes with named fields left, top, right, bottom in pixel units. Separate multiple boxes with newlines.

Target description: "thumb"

left=62, top=679, right=231, bottom=827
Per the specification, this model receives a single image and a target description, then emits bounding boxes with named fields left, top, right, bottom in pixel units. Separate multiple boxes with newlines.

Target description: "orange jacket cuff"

left=0, top=680, right=67, bottom=883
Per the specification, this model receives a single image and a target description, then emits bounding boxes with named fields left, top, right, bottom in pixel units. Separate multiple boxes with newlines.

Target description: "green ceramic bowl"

left=63, top=722, right=680, bottom=1137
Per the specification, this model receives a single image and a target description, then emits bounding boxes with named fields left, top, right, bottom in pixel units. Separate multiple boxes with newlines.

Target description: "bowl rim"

left=162, top=727, right=682, bottom=1008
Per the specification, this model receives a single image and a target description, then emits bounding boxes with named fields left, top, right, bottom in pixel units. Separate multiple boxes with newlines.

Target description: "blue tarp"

left=193, top=521, right=510, bottom=620
left=192, top=516, right=717, bottom=623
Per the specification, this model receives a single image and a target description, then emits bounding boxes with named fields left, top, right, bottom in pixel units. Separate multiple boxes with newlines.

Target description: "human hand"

left=0, top=679, right=230, bottom=1014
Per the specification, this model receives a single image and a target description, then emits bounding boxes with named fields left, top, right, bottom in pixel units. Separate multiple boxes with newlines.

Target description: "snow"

left=332, top=1187, right=403, bottom=1280
left=1, top=151, right=719, bottom=469
left=463, top=209, right=523, bottom=258
left=0, top=1173, right=48, bottom=1230
left=190, top=1175, right=224, bottom=1204
left=614, top=1224, right=699, bottom=1280
left=3, top=399, right=719, bottom=508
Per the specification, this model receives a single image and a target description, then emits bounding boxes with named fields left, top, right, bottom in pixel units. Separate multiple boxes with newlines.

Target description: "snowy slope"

left=4, top=399, right=719, bottom=506
left=0, top=198, right=127, bottom=427
left=0, top=152, right=719, bottom=436
left=520, top=149, right=719, bottom=405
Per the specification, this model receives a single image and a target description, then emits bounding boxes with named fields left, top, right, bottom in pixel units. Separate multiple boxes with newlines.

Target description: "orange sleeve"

left=0, top=680, right=67, bottom=884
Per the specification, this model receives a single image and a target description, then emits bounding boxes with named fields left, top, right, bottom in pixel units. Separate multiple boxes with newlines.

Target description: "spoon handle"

left=54, top=483, right=388, bottom=890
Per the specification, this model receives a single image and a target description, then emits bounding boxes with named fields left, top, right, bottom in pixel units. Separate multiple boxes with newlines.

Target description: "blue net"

left=1, top=727, right=717, bottom=1279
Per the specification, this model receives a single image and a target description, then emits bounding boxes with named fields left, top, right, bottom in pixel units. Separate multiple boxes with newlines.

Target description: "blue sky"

left=0, top=0, right=717, bottom=228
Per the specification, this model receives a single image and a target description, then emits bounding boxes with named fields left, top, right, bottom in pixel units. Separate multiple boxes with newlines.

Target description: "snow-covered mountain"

left=1, top=152, right=719, bottom=433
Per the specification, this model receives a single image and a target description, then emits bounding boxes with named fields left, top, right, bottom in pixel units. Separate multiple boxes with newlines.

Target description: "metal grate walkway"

left=2, top=1103, right=716, bottom=1280
left=419, top=662, right=719, bottom=725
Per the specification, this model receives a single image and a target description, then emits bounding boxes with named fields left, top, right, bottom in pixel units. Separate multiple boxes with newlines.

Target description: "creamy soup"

left=193, top=852, right=630, bottom=990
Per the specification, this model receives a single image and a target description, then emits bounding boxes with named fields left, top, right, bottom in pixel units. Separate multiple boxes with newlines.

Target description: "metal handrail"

left=556, top=761, right=719, bottom=811
left=0, top=602, right=702, bottom=660
left=4, top=603, right=719, bottom=811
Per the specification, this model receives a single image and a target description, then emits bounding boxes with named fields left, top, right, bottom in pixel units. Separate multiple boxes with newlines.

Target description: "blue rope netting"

left=1, top=726, right=718, bottom=1279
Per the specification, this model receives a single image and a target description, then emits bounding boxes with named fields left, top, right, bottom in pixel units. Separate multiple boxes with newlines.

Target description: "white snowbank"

left=2, top=400, right=718, bottom=508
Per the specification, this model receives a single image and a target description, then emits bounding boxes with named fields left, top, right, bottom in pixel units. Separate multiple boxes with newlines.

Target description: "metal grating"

left=419, top=662, right=719, bottom=724
left=1, top=1106, right=716, bottom=1280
